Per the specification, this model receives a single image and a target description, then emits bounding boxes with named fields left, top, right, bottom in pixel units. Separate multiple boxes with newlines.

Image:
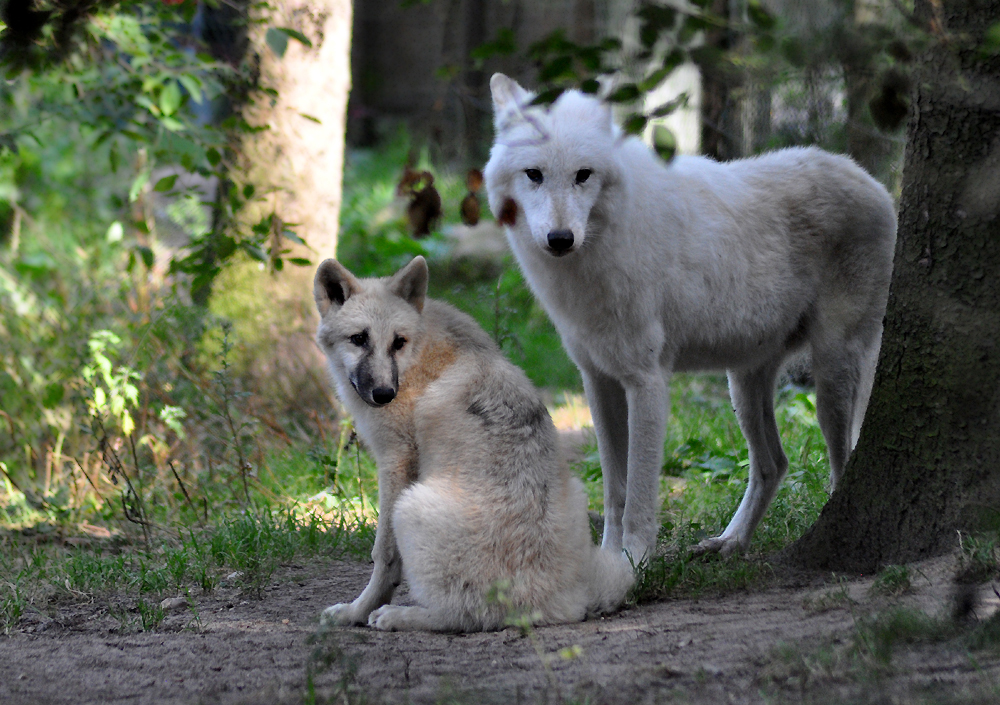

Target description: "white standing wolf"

left=315, top=256, right=633, bottom=632
left=484, top=74, right=897, bottom=560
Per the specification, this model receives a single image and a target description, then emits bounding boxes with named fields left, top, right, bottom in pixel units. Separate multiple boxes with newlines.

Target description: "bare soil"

left=2, top=553, right=998, bottom=705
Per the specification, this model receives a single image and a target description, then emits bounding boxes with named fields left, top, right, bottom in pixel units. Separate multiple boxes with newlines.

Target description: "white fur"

left=314, top=256, right=633, bottom=631
left=485, top=74, right=897, bottom=559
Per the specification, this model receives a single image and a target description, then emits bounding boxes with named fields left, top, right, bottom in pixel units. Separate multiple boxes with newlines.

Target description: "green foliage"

left=0, top=506, right=374, bottom=632
left=1, top=1, right=312, bottom=307
left=869, top=565, right=913, bottom=598
left=957, top=529, right=1000, bottom=584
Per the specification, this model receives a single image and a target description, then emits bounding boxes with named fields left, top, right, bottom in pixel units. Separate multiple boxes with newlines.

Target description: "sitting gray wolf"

left=314, top=256, right=633, bottom=631
left=484, top=74, right=897, bottom=560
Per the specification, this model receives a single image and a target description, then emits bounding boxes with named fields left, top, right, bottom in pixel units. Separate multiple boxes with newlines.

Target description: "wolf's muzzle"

left=371, top=387, right=397, bottom=405
left=546, top=229, right=574, bottom=255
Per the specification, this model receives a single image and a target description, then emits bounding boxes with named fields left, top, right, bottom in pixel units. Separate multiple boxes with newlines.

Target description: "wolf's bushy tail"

left=586, top=546, right=635, bottom=616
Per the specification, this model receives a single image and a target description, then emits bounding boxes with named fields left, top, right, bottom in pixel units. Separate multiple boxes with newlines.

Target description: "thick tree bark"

left=788, top=0, right=1000, bottom=572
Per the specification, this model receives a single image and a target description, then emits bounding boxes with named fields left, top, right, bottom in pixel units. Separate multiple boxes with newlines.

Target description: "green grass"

left=0, top=507, right=374, bottom=633
left=870, top=565, right=915, bottom=598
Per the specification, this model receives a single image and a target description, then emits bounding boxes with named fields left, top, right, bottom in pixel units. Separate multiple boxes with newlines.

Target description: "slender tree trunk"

left=788, top=0, right=1000, bottom=573
left=697, top=0, right=741, bottom=161
left=211, top=0, right=352, bottom=411
left=242, top=0, right=352, bottom=259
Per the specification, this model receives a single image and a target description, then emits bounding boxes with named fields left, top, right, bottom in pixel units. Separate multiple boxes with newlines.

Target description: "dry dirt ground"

left=2, top=553, right=998, bottom=705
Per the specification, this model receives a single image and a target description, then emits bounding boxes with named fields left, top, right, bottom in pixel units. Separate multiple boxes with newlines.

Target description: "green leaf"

left=622, top=114, right=648, bottom=136
left=287, top=257, right=312, bottom=266
left=154, top=175, right=178, bottom=192
left=639, top=67, right=671, bottom=93
left=206, top=147, right=221, bottom=166
left=652, top=125, right=677, bottom=162
left=606, top=83, right=640, bottom=103
left=242, top=243, right=267, bottom=262
left=580, top=79, right=601, bottom=94
left=178, top=74, right=203, bottom=103
left=272, top=257, right=284, bottom=271
left=265, top=27, right=288, bottom=57
left=748, top=1, right=776, bottom=30
left=299, top=113, right=322, bottom=124
left=42, top=383, right=64, bottom=409
left=529, top=88, right=565, bottom=106
left=275, top=27, right=313, bottom=48
left=538, top=55, right=574, bottom=82
left=650, top=93, right=688, bottom=117
left=137, top=246, right=155, bottom=269
left=282, top=229, right=306, bottom=245
left=159, top=80, right=182, bottom=116
left=160, top=116, right=185, bottom=132
left=216, top=236, right=237, bottom=260
left=129, top=171, right=151, bottom=203
left=243, top=183, right=255, bottom=200
left=576, top=46, right=602, bottom=72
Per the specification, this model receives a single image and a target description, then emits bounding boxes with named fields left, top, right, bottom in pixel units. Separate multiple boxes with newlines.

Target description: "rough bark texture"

left=788, top=0, right=1000, bottom=573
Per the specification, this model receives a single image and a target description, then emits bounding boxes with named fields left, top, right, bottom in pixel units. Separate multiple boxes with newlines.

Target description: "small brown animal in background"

left=460, top=169, right=483, bottom=226
left=398, top=169, right=442, bottom=238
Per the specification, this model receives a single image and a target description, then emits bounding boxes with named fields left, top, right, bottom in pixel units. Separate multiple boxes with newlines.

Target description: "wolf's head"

left=484, top=73, right=623, bottom=258
left=314, top=257, right=427, bottom=408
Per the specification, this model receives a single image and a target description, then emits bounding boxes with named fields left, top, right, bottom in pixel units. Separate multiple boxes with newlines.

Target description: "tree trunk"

left=211, top=0, right=352, bottom=411
left=696, top=0, right=741, bottom=161
left=241, top=0, right=352, bottom=259
left=787, top=0, right=1000, bottom=573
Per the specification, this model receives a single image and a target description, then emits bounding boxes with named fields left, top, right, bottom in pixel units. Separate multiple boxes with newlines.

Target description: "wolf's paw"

left=368, top=605, right=409, bottom=631
left=691, top=535, right=746, bottom=558
left=320, top=602, right=368, bottom=627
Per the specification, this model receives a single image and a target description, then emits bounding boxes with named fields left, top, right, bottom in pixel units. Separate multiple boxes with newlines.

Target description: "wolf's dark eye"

left=575, top=169, right=592, bottom=184
left=525, top=169, right=543, bottom=184
left=349, top=331, right=368, bottom=347
left=392, top=335, right=406, bottom=351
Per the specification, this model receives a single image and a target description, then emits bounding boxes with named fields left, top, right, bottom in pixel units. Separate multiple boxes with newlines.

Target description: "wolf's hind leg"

left=368, top=605, right=470, bottom=632
left=813, top=329, right=879, bottom=489
left=696, top=360, right=786, bottom=556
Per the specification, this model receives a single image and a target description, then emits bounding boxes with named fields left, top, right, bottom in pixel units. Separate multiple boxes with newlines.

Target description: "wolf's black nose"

left=547, top=230, right=574, bottom=253
left=372, top=387, right=396, bottom=405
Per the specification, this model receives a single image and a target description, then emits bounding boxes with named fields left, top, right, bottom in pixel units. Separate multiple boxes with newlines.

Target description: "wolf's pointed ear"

left=314, top=259, right=360, bottom=317
left=490, top=73, right=529, bottom=114
left=388, top=256, right=428, bottom=314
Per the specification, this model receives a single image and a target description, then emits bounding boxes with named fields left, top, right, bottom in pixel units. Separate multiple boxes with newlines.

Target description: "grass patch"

left=870, top=564, right=914, bottom=598
left=0, top=506, right=374, bottom=633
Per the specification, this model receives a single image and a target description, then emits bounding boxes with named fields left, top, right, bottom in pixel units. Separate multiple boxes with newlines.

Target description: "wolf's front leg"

left=621, top=374, right=670, bottom=563
left=581, top=368, right=630, bottom=554
left=321, top=454, right=412, bottom=627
